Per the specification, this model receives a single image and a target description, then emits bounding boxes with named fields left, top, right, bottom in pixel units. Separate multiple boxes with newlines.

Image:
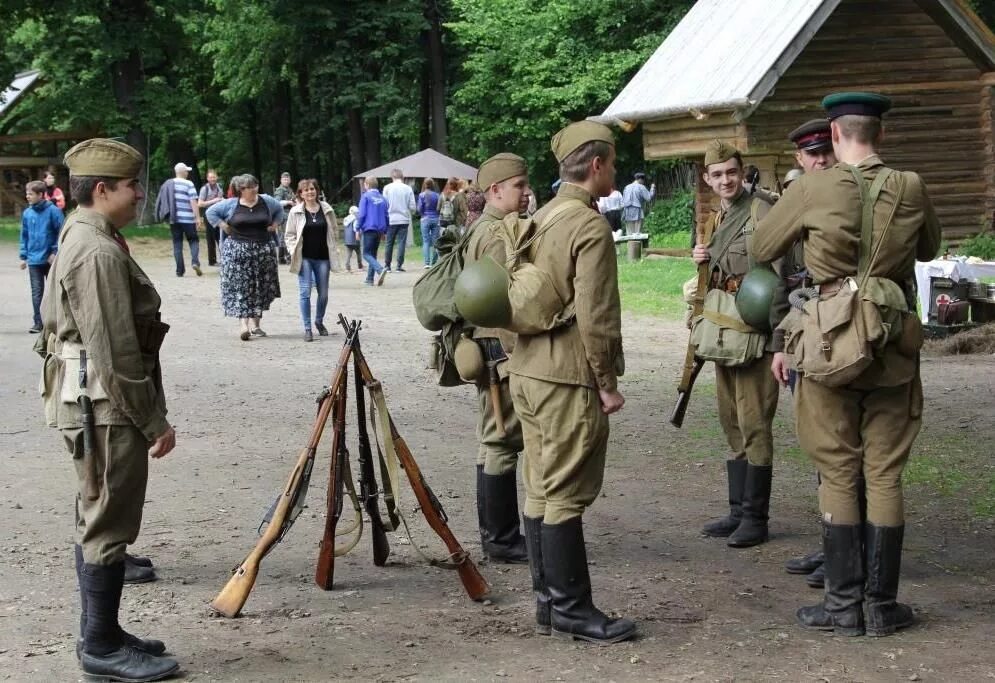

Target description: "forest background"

left=3, top=0, right=995, bottom=233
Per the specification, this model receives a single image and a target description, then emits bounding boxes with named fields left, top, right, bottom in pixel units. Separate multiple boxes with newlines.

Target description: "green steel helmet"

left=454, top=256, right=512, bottom=328
left=735, top=266, right=781, bottom=331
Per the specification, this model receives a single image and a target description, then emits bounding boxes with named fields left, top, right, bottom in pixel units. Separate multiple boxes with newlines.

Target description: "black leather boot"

left=75, top=546, right=167, bottom=661
left=702, top=459, right=747, bottom=537
left=542, top=517, right=636, bottom=645
left=785, top=550, right=824, bottom=574
left=124, top=553, right=157, bottom=584
left=523, top=516, right=551, bottom=635
left=728, top=464, right=772, bottom=547
left=80, top=562, right=179, bottom=681
left=481, top=470, right=528, bottom=564
left=796, top=523, right=865, bottom=636
left=865, top=524, right=914, bottom=637
left=125, top=552, right=154, bottom=568
left=806, top=563, right=826, bottom=589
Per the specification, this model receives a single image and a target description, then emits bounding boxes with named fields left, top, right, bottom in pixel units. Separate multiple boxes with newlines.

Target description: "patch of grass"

left=122, top=224, right=173, bottom=240
left=905, top=431, right=995, bottom=519
left=0, top=218, right=20, bottom=243
left=617, top=255, right=695, bottom=319
left=650, top=230, right=692, bottom=249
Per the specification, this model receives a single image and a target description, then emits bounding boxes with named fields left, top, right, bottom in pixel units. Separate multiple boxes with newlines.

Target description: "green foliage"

left=643, top=189, right=694, bottom=237
left=961, top=232, right=995, bottom=260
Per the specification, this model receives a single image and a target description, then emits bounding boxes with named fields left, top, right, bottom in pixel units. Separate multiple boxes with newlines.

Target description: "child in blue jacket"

left=20, top=180, right=64, bottom=333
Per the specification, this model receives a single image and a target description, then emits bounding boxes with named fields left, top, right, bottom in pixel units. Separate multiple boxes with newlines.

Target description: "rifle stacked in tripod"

left=210, top=315, right=489, bottom=618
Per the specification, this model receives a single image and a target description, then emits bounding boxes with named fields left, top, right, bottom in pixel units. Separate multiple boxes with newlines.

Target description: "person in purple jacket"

left=357, top=176, right=389, bottom=286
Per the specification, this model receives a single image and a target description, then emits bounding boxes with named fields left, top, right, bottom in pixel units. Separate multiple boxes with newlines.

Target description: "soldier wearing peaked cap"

left=752, top=93, right=941, bottom=637
left=779, top=117, right=840, bottom=591
left=507, top=120, right=635, bottom=645
left=693, top=140, right=782, bottom=549
left=457, top=153, right=532, bottom=565
left=35, top=139, right=180, bottom=680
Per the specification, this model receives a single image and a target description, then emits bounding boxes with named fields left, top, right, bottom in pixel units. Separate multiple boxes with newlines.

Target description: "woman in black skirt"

left=206, top=174, right=285, bottom=340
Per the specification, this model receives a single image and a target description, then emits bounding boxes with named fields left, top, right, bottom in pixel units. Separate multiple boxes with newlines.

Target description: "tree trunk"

left=425, top=0, right=448, bottom=153
left=419, top=55, right=431, bottom=150
left=108, top=37, right=149, bottom=220
left=363, top=116, right=381, bottom=170
left=247, top=102, right=262, bottom=181
left=347, top=109, right=365, bottom=177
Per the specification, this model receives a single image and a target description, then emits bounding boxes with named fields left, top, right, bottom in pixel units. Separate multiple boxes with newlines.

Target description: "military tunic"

left=38, top=208, right=170, bottom=565
left=752, top=155, right=941, bottom=526
left=705, top=190, right=780, bottom=467
left=463, top=203, right=523, bottom=475
left=507, top=183, right=624, bottom=525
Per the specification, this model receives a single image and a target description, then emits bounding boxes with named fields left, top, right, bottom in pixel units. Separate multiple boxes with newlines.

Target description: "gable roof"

left=0, top=70, right=41, bottom=119
left=596, top=0, right=995, bottom=125
left=353, top=148, right=477, bottom=180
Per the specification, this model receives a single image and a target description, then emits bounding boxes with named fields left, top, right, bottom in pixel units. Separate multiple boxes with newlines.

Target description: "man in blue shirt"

left=357, top=176, right=389, bottom=286
left=20, top=180, right=64, bottom=333
left=621, top=172, right=656, bottom=235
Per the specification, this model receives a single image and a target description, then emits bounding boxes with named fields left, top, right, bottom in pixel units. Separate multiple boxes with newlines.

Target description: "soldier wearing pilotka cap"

left=506, top=120, right=635, bottom=644
left=36, top=138, right=179, bottom=681
left=459, top=153, right=532, bottom=565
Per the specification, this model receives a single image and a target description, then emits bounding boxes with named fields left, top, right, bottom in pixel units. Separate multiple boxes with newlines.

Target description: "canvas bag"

left=496, top=200, right=583, bottom=335
left=792, top=166, right=912, bottom=387
left=690, top=202, right=768, bottom=366
left=439, top=194, right=456, bottom=225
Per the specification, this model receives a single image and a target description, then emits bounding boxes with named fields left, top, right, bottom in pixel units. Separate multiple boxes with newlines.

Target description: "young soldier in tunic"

left=693, top=141, right=781, bottom=548
left=460, top=153, right=532, bottom=563
left=752, top=93, right=941, bottom=637
left=778, top=119, right=838, bottom=590
left=36, top=139, right=180, bottom=681
left=508, top=121, right=635, bottom=644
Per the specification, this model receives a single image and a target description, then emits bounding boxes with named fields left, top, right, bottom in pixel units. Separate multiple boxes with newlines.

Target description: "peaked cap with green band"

left=703, top=140, right=741, bottom=167
left=822, top=92, right=892, bottom=120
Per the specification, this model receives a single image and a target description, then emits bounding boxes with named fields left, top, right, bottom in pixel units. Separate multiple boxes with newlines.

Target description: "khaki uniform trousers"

left=715, top=352, right=779, bottom=466
left=509, top=375, right=608, bottom=525
left=65, top=424, right=149, bottom=566
left=796, top=375, right=922, bottom=527
left=476, top=378, right=524, bottom=475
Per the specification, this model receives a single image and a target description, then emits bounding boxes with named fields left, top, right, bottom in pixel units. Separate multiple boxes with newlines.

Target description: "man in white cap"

left=156, top=162, right=202, bottom=276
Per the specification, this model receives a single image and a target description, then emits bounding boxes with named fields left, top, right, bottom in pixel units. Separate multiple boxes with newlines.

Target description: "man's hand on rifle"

left=692, top=244, right=710, bottom=264
left=771, top=352, right=791, bottom=388
left=598, top=388, right=625, bottom=415
left=149, top=425, right=176, bottom=459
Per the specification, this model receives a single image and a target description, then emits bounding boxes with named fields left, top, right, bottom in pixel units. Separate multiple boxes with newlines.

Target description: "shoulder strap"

left=846, top=165, right=903, bottom=285
left=515, top=198, right=587, bottom=256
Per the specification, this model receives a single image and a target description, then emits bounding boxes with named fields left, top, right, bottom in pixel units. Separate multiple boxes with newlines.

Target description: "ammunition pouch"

left=134, top=315, right=170, bottom=355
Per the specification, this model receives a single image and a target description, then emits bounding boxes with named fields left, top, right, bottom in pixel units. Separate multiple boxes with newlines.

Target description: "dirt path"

left=0, top=242, right=993, bottom=681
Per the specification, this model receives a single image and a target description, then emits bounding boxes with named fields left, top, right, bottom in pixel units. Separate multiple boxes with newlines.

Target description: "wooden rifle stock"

left=315, top=375, right=348, bottom=590
left=352, top=342, right=391, bottom=567
left=350, top=340, right=489, bottom=601
left=671, top=205, right=716, bottom=429
left=210, top=328, right=357, bottom=617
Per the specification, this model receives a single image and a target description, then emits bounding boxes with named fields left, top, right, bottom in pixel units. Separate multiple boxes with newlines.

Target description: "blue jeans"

left=170, top=222, right=200, bottom=275
left=420, top=217, right=440, bottom=265
left=298, top=258, right=330, bottom=330
left=362, top=231, right=384, bottom=282
left=384, top=223, right=408, bottom=270
left=28, top=263, right=50, bottom=328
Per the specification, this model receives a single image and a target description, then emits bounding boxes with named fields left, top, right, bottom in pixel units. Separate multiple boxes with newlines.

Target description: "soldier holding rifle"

left=457, top=153, right=533, bottom=564
left=36, top=139, right=179, bottom=681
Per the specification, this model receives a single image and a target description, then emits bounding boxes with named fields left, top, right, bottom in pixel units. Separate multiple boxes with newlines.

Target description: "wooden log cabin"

left=597, top=0, right=995, bottom=243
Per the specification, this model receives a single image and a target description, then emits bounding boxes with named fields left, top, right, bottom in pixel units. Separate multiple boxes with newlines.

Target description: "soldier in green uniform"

left=753, top=93, right=941, bottom=637
left=778, top=119, right=838, bottom=589
left=36, top=139, right=180, bottom=680
left=694, top=140, right=780, bottom=548
left=460, top=153, right=531, bottom=563
left=272, top=171, right=295, bottom=264
left=508, top=121, right=635, bottom=644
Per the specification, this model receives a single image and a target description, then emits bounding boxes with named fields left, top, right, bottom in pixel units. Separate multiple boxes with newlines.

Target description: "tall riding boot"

left=796, top=523, right=865, bottom=636
left=865, top=524, right=914, bottom=637
left=728, top=464, right=772, bottom=547
left=702, top=459, right=747, bottom=537
left=542, top=517, right=636, bottom=645
left=523, top=516, right=551, bottom=635
left=79, top=562, right=178, bottom=681
left=475, top=465, right=491, bottom=552
left=481, top=470, right=528, bottom=563
left=75, top=547, right=166, bottom=661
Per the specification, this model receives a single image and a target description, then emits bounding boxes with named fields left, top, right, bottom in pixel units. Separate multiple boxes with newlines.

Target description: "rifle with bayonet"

left=670, top=212, right=716, bottom=428
left=345, top=318, right=489, bottom=602
left=210, top=322, right=359, bottom=617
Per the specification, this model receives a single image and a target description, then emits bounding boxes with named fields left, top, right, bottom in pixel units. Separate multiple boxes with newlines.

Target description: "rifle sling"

left=333, top=454, right=363, bottom=556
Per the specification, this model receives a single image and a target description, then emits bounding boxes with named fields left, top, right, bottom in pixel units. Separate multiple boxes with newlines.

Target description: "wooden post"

left=627, top=239, right=642, bottom=262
